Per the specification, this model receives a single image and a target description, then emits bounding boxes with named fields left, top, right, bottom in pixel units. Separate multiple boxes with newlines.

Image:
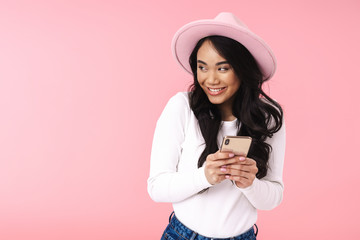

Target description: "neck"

left=222, top=113, right=236, bottom=121
left=218, top=103, right=236, bottom=121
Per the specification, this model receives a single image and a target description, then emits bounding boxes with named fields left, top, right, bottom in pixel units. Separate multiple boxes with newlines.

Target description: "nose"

left=207, top=70, right=220, bottom=85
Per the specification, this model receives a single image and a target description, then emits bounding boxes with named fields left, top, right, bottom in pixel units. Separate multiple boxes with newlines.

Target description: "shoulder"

left=169, top=91, right=190, bottom=104
left=156, top=92, right=192, bottom=131
left=164, top=91, right=191, bottom=111
left=159, top=92, right=191, bottom=118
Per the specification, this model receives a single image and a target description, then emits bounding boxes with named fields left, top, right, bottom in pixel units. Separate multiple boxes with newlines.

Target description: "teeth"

left=209, top=88, right=224, bottom=92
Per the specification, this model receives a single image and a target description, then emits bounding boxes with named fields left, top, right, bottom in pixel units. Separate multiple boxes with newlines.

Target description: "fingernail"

left=220, top=167, right=226, bottom=172
left=229, top=153, right=235, bottom=157
left=239, top=156, right=245, bottom=161
left=225, top=175, right=230, bottom=179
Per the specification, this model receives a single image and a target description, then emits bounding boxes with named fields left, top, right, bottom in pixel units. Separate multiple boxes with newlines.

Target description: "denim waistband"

left=169, top=212, right=256, bottom=240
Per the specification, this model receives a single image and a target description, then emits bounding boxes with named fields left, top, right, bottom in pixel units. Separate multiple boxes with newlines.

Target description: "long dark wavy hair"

left=189, top=35, right=283, bottom=179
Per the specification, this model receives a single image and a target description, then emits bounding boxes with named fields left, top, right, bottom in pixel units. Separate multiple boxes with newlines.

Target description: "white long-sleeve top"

left=147, top=92, right=286, bottom=238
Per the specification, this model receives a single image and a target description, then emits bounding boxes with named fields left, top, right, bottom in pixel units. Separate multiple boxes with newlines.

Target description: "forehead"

left=197, top=40, right=226, bottom=63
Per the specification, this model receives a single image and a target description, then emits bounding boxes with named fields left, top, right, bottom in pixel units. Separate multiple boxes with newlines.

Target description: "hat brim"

left=171, top=19, right=276, bottom=80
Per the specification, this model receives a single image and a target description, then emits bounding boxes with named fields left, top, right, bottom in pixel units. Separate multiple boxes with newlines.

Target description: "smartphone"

left=220, top=136, right=252, bottom=156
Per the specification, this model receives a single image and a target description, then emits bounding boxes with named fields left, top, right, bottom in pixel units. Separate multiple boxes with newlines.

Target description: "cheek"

left=234, top=80, right=241, bottom=89
left=197, top=75, right=205, bottom=85
left=232, top=83, right=241, bottom=93
left=230, top=76, right=241, bottom=89
left=197, top=78, right=207, bottom=91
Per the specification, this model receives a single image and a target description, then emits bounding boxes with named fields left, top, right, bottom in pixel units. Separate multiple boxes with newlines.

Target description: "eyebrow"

left=197, top=60, right=229, bottom=66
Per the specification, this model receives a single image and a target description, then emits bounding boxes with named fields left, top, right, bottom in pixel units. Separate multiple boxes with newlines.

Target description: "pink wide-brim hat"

left=171, top=12, right=277, bottom=81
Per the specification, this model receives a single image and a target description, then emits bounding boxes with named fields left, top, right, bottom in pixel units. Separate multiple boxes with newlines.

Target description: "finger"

left=223, top=168, right=250, bottom=178
left=226, top=164, right=253, bottom=172
left=215, top=174, right=229, bottom=184
left=207, top=151, right=235, bottom=162
left=240, top=157, right=257, bottom=165
left=226, top=174, right=250, bottom=181
left=231, top=166, right=258, bottom=176
left=212, top=158, right=243, bottom=168
left=214, top=151, right=236, bottom=160
left=217, top=158, right=256, bottom=171
left=219, top=165, right=249, bottom=176
left=220, top=155, right=253, bottom=165
left=224, top=156, right=251, bottom=164
left=223, top=164, right=244, bottom=171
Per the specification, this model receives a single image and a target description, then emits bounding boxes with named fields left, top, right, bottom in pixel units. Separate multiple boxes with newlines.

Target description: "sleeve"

left=239, top=119, right=286, bottom=210
left=147, top=93, right=212, bottom=203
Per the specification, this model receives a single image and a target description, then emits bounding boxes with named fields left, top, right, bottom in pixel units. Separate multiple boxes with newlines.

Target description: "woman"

left=148, top=12, right=285, bottom=240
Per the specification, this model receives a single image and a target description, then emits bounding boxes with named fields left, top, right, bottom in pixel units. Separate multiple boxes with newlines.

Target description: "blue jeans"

left=161, top=212, right=257, bottom=240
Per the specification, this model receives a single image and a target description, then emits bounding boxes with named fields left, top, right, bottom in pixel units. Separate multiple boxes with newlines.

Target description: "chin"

left=207, top=96, right=225, bottom=105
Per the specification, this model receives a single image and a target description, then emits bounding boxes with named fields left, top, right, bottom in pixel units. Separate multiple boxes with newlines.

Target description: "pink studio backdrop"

left=0, top=0, right=359, bottom=239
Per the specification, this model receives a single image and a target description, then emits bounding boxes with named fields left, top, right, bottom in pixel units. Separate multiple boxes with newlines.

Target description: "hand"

left=204, top=151, right=239, bottom=185
left=224, top=156, right=258, bottom=188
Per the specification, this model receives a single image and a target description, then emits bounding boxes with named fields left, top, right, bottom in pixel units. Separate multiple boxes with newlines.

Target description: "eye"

left=218, top=67, right=229, bottom=72
left=198, top=66, right=207, bottom=72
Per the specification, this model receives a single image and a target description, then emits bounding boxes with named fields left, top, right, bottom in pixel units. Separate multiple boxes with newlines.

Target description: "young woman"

left=148, top=12, right=285, bottom=240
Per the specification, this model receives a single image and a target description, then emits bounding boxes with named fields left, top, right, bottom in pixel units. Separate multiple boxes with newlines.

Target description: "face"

left=196, top=40, right=241, bottom=113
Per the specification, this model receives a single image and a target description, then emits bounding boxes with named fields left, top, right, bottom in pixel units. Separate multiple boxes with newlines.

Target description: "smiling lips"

left=207, top=87, right=226, bottom=96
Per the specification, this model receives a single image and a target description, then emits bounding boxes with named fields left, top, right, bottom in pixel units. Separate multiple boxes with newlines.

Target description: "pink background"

left=0, top=0, right=359, bottom=239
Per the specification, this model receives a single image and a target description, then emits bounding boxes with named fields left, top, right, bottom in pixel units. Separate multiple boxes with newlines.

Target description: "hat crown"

left=214, top=12, right=248, bottom=29
left=172, top=12, right=276, bottom=80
